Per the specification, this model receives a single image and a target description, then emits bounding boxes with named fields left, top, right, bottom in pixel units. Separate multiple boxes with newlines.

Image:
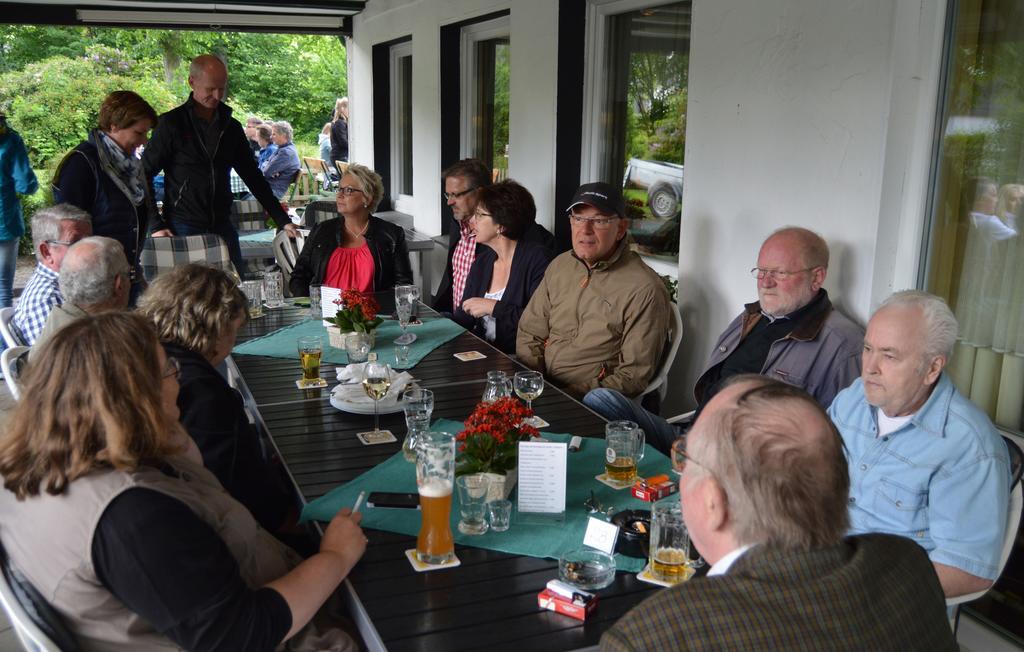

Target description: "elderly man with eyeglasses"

left=585, top=226, right=863, bottom=453
left=516, top=182, right=672, bottom=400
left=13, top=203, right=93, bottom=345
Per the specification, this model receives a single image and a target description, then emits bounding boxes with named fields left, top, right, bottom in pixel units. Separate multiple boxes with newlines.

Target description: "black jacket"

left=452, top=240, right=553, bottom=354
left=433, top=218, right=555, bottom=312
left=329, top=118, right=348, bottom=163
left=143, top=94, right=288, bottom=232
left=53, top=131, right=159, bottom=270
left=289, top=214, right=414, bottom=296
left=163, top=342, right=293, bottom=533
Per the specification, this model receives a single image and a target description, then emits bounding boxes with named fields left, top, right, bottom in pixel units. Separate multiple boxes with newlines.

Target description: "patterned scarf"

left=97, top=130, right=145, bottom=205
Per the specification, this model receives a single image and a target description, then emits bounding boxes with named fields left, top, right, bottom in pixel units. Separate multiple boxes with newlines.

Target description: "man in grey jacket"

left=584, top=227, right=864, bottom=452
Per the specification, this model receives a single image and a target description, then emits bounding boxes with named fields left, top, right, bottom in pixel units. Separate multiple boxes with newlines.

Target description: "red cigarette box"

left=631, top=476, right=678, bottom=501
left=537, top=589, right=598, bottom=621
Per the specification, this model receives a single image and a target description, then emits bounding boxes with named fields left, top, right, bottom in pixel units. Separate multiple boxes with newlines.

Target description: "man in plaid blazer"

left=601, top=376, right=954, bottom=651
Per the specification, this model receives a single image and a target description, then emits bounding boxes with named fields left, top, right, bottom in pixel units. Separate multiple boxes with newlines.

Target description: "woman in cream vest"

left=0, top=312, right=365, bottom=651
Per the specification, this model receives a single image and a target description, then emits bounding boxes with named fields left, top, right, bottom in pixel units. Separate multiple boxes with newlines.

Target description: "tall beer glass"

left=416, top=431, right=455, bottom=564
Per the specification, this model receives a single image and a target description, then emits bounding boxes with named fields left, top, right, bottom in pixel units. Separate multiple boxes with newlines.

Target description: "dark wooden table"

left=229, top=299, right=660, bottom=651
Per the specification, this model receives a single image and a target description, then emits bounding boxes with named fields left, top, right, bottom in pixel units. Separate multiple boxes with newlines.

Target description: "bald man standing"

left=143, top=54, right=297, bottom=273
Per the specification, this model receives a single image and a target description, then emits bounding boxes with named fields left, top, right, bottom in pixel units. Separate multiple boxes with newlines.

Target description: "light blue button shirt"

left=828, top=374, right=1010, bottom=580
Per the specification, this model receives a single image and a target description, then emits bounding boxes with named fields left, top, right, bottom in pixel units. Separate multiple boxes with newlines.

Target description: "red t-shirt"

left=323, top=242, right=374, bottom=292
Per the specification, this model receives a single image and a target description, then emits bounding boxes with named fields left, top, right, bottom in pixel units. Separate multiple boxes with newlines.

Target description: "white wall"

left=669, top=0, right=948, bottom=411
left=349, top=0, right=561, bottom=240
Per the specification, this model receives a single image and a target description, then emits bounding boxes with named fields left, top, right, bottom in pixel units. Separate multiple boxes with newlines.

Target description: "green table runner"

left=239, top=229, right=276, bottom=243
left=300, top=419, right=674, bottom=573
left=232, top=317, right=465, bottom=368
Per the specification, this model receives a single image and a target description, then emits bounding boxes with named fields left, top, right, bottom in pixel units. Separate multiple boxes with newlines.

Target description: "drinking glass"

left=296, top=336, right=323, bottom=386
left=394, top=284, right=420, bottom=345
left=346, top=332, right=372, bottom=364
left=514, top=371, right=544, bottom=425
left=488, top=499, right=513, bottom=532
left=649, top=501, right=694, bottom=584
left=604, top=420, right=645, bottom=487
left=401, top=387, right=434, bottom=463
left=416, top=431, right=455, bottom=564
left=362, top=353, right=391, bottom=433
left=241, top=280, right=263, bottom=319
left=456, top=474, right=491, bottom=535
left=481, top=370, right=513, bottom=403
left=262, top=270, right=284, bottom=308
left=394, top=344, right=411, bottom=368
left=309, top=284, right=322, bottom=320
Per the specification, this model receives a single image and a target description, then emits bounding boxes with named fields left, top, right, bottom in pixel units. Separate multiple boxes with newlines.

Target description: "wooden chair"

left=288, top=169, right=317, bottom=207
left=303, top=157, right=337, bottom=192
left=334, top=160, right=349, bottom=179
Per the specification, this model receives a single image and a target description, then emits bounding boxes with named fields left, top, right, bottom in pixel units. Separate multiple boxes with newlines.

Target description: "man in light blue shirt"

left=828, top=290, right=1010, bottom=598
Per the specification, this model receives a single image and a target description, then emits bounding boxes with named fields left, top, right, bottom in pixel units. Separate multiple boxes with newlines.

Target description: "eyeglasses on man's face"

left=670, top=436, right=707, bottom=474
left=338, top=186, right=364, bottom=196
left=162, top=357, right=181, bottom=380
left=749, top=267, right=816, bottom=281
left=444, top=187, right=477, bottom=202
left=45, top=239, right=75, bottom=248
left=568, top=213, right=620, bottom=230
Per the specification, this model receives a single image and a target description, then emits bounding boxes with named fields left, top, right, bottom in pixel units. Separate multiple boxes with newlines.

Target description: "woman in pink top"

left=289, top=163, right=412, bottom=296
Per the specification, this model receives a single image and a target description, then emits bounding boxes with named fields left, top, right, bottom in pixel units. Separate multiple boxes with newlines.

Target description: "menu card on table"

left=517, top=441, right=567, bottom=523
left=321, top=286, right=341, bottom=321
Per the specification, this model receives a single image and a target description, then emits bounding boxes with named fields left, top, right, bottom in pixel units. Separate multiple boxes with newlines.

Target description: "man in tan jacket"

left=516, top=182, right=672, bottom=400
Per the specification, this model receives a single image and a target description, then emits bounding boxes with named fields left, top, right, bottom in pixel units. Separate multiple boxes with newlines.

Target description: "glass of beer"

left=604, top=420, right=645, bottom=487
left=416, top=431, right=456, bottom=565
left=297, top=335, right=322, bottom=386
left=649, top=500, right=694, bottom=584
left=241, top=280, right=263, bottom=319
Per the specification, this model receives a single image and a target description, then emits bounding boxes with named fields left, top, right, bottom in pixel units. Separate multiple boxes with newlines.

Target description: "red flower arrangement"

left=331, top=289, right=383, bottom=333
left=456, top=397, right=539, bottom=476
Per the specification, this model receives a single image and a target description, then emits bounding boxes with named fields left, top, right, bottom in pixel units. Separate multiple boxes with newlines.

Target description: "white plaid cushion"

left=230, top=199, right=268, bottom=232
left=140, top=235, right=238, bottom=282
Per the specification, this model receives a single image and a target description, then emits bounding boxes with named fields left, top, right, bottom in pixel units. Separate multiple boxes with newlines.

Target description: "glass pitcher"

left=481, top=370, right=513, bottom=403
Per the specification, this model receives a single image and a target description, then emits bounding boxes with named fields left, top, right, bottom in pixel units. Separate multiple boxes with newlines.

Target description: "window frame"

left=458, top=15, right=511, bottom=163
left=389, top=39, right=414, bottom=212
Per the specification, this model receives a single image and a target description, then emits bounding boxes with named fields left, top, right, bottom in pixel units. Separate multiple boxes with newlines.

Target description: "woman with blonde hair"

left=0, top=312, right=365, bottom=650
left=330, top=97, right=349, bottom=164
left=290, top=163, right=412, bottom=296
left=138, top=263, right=294, bottom=535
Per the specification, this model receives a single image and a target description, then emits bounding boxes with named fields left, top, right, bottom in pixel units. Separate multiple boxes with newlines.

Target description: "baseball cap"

left=566, top=182, right=626, bottom=219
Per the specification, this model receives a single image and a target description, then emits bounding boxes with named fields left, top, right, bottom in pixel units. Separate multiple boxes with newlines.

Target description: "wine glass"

left=514, top=371, right=544, bottom=426
left=394, top=285, right=419, bottom=345
left=362, top=353, right=392, bottom=434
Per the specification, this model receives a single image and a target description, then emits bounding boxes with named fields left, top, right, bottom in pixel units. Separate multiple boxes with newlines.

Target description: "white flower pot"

left=480, top=468, right=517, bottom=502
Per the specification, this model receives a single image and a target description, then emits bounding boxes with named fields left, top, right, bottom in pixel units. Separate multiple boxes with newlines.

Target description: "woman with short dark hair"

left=453, top=180, right=553, bottom=353
left=53, top=90, right=163, bottom=302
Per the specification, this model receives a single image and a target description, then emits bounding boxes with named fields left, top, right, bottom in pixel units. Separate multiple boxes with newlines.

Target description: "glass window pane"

left=924, top=0, right=1024, bottom=437
left=392, top=49, right=413, bottom=197
left=600, top=2, right=691, bottom=261
left=469, top=38, right=510, bottom=181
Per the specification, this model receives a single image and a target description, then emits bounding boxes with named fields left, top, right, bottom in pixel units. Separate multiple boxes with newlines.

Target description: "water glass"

left=394, top=284, right=420, bottom=345
left=346, top=332, right=372, bottom=363
left=309, top=284, right=322, bottom=320
left=241, top=280, right=263, bottom=319
left=456, top=474, right=491, bottom=535
left=488, top=499, right=513, bottom=532
left=263, top=270, right=284, bottom=308
left=402, top=387, right=434, bottom=463
left=649, top=501, right=693, bottom=584
left=394, top=344, right=411, bottom=367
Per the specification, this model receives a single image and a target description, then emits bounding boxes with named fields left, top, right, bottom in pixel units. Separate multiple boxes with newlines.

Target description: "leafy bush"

left=0, top=46, right=177, bottom=167
left=18, top=169, right=52, bottom=256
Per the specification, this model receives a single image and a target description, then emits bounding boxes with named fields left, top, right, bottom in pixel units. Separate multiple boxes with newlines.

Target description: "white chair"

left=637, top=302, right=683, bottom=404
left=0, top=306, right=25, bottom=349
left=272, top=230, right=306, bottom=295
left=948, top=435, right=1023, bottom=632
left=0, top=540, right=77, bottom=651
left=2, top=346, right=29, bottom=401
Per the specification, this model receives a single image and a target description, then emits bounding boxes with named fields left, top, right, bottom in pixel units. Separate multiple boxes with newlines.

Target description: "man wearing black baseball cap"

left=516, top=182, right=672, bottom=400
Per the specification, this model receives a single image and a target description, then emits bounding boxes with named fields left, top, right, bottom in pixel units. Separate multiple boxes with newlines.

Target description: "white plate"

left=330, top=390, right=404, bottom=415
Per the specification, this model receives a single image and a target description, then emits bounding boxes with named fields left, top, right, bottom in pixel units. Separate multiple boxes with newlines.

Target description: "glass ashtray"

left=558, top=548, right=616, bottom=590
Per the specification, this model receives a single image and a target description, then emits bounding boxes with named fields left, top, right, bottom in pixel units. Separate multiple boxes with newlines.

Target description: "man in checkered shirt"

left=13, top=204, right=92, bottom=345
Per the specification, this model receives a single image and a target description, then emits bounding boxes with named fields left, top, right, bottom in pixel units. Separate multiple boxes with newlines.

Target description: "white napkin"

left=336, top=362, right=367, bottom=383
left=331, top=370, right=414, bottom=405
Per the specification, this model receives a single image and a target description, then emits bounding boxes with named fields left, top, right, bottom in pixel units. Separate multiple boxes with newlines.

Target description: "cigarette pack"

left=537, top=589, right=598, bottom=621
left=631, top=474, right=678, bottom=502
